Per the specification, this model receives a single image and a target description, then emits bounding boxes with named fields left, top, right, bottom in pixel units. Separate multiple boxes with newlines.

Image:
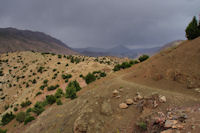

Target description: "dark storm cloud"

left=0, top=0, right=199, bottom=48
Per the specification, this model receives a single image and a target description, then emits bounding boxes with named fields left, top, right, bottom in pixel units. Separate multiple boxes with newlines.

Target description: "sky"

left=0, top=0, right=199, bottom=49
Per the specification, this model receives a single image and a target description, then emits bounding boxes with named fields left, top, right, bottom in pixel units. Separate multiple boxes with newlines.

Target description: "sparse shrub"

left=65, top=79, right=68, bottom=83
left=137, top=122, right=147, bottom=130
left=46, top=95, right=56, bottom=105
left=37, top=66, right=44, bottom=73
left=1, top=112, right=15, bottom=125
left=57, top=62, right=61, bottom=64
left=129, top=60, right=139, bottom=65
left=32, top=102, right=45, bottom=115
left=68, top=80, right=82, bottom=92
left=66, top=85, right=77, bottom=99
left=62, top=74, right=72, bottom=80
left=58, top=55, right=62, bottom=58
left=40, top=85, right=45, bottom=90
left=43, top=79, right=48, bottom=84
left=0, top=70, right=4, bottom=76
left=85, top=73, right=96, bottom=84
left=0, top=128, right=7, bottom=133
left=14, top=107, right=18, bottom=112
left=100, top=72, right=106, bottom=77
left=55, top=88, right=64, bottom=98
left=113, top=64, right=121, bottom=71
left=32, top=79, right=37, bottom=84
left=16, top=112, right=26, bottom=123
left=56, top=99, right=62, bottom=105
left=4, top=105, right=9, bottom=111
left=47, top=84, right=59, bottom=91
left=139, top=55, right=149, bottom=62
left=24, top=115, right=35, bottom=125
left=35, top=91, right=42, bottom=96
left=53, top=68, right=57, bottom=72
left=20, top=100, right=32, bottom=108
left=26, top=108, right=32, bottom=113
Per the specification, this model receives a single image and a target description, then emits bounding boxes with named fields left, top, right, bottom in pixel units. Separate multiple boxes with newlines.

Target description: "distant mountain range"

left=74, top=45, right=161, bottom=58
left=0, top=27, right=76, bottom=55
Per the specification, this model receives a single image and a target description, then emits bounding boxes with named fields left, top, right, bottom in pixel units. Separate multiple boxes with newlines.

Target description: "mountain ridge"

left=0, top=27, right=76, bottom=55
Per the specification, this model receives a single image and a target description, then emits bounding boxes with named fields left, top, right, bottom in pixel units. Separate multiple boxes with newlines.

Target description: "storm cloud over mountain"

left=0, top=0, right=199, bottom=48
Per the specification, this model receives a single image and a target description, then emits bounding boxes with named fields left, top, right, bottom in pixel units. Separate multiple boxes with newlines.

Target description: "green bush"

left=100, top=72, right=106, bottom=77
left=1, top=112, right=15, bottom=125
left=43, top=79, right=48, bottom=84
left=16, top=112, right=26, bottom=123
left=129, top=60, right=139, bottom=65
left=58, top=55, right=62, bottom=58
left=32, top=102, right=45, bottom=115
left=37, top=66, right=44, bottom=73
left=55, top=88, right=64, bottom=98
left=35, top=91, right=42, bottom=96
left=138, top=55, right=149, bottom=62
left=40, top=85, right=45, bottom=90
left=137, top=122, right=147, bottom=130
left=66, top=86, right=77, bottom=99
left=56, top=99, right=62, bottom=105
left=21, top=100, right=32, bottom=108
left=0, top=128, right=7, bottom=133
left=46, top=95, right=56, bottom=105
left=185, top=16, right=200, bottom=40
left=68, top=80, right=82, bottom=92
left=85, top=73, right=96, bottom=84
left=14, top=107, right=18, bottom=112
left=47, top=84, right=59, bottom=91
left=24, top=115, right=35, bottom=125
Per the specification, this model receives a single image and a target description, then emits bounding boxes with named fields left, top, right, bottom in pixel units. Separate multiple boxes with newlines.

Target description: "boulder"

left=159, top=96, right=167, bottom=103
left=119, top=103, right=128, bottom=109
left=126, top=99, right=133, bottom=105
left=164, top=120, right=178, bottom=128
left=112, top=89, right=119, bottom=97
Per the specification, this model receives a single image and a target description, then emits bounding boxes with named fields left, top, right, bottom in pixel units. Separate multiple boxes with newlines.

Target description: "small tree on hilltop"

left=185, top=16, right=200, bottom=40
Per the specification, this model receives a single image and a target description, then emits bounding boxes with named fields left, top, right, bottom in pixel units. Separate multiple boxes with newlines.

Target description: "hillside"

left=1, top=38, right=199, bottom=133
left=0, top=27, right=76, bottom=55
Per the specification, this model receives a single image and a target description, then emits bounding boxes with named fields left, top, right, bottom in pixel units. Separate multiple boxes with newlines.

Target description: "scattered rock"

left=101, top=101, right=113, bottom=116
left=153, top=100, right=158, bottom=108
left=159, top=96, right=167, bottom=103
left=126, top=98, right=133, bottom=105
left=164, top=120, right=178, bottom=128
left=119, top=103, right=128, bottom=109
left=112, top=89, right=119, bottom=97
left=116, top=95, right=121, bottom=98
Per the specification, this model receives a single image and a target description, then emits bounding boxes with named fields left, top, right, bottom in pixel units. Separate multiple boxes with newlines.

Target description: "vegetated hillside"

left=0, top=51, right=128, bottom=116
left=0, top=27, right=76, bottom=55
left=3, top=38, right=200, bottom=133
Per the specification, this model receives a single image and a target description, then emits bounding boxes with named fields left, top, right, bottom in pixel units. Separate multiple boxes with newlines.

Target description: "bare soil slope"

left=125, top=37, right=200, bottom=90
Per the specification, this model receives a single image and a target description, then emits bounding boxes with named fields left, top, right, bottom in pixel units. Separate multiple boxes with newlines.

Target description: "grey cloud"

left=0, top=0, right=199, bottom=48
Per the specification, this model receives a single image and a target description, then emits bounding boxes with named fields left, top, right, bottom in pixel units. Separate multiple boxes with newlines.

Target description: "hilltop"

left=0, top=27, right=76, bottom=55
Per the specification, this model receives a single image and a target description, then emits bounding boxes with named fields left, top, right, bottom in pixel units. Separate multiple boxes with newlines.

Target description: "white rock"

left=159, top=96, right=167, bottom=103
